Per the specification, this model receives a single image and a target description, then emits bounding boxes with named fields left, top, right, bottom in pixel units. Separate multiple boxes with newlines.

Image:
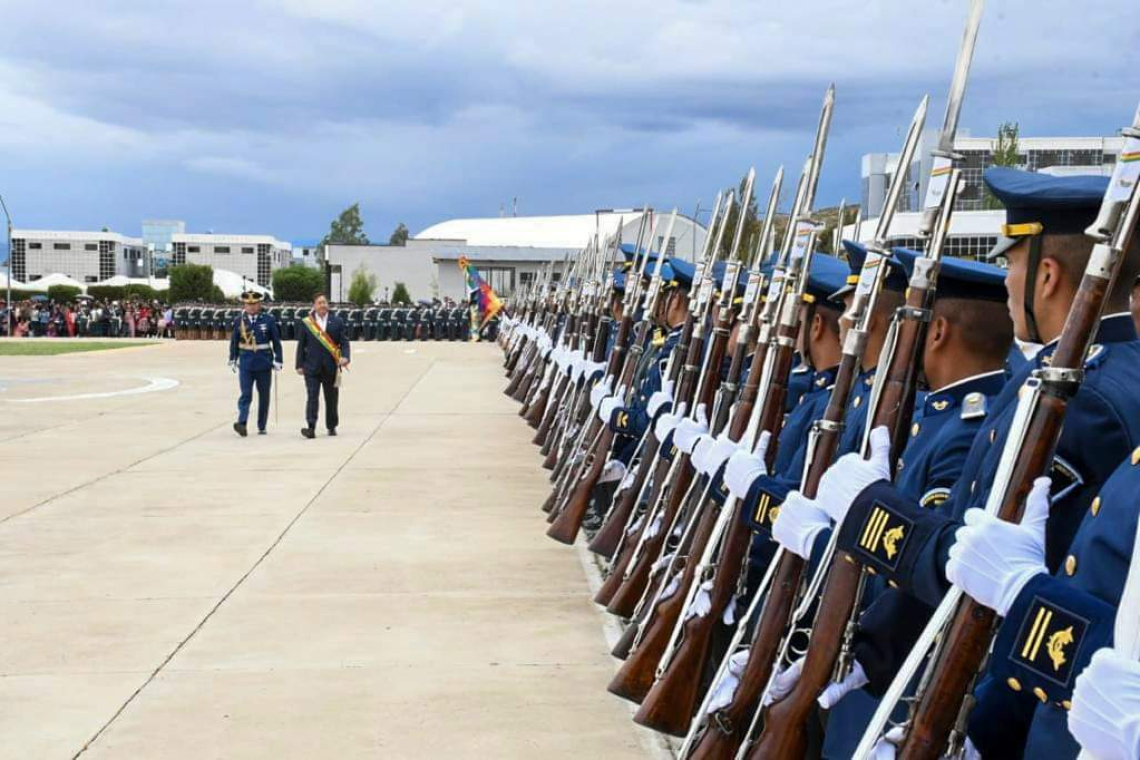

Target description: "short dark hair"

left=1041, top=234, right=1140, bottom=313
left=313, top=293, right=328, bottom=303
left=935, top=297, right=1014, bottom=365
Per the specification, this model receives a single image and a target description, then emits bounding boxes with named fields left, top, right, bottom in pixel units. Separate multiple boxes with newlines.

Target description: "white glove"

left=706, top=650, right=750, bottom=714
left=692, top=433, right=741, bottom=476
left=816, top=426, right=892, bottom=524
left=570, top=351, right=587, bottom=383
left=590, top=376, right=614, bottom=409
left=723, top=431, right=771, bottom=500
left=946, top=476, right=1050, bottom=616
left=584, top=359, right=607, bottom=383
left=599, top=458, right=627, bottom=485
left=229, top=359, right=238, bottom=373
left=552, top=346, right=569, bottom=372
left=772, top=491, right=831, bottom=560
left=817, top=661, right=869, bottom=709
left=599, top=385, right=627, bottom=423
left=1069, top=648, right=1140, bottom=760
left=763, top=657, right=804, bottom=706
left=647, top=379, right=675, bottom=419
left=654, top=402, right=688, bottom=442
left=273, top=362, right=283, bottom=372
left=865, top=727, right=982, bottom=760
left=673, top=403, right=709, bottom=454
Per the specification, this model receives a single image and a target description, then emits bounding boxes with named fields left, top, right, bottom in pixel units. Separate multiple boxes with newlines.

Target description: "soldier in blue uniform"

left=228, top=291, right=283, bottom=437
left=725, top=245, right=908, bottom=544
left=771, top=249, right=1016, bottom=758
left=809, top=168, right=1140, bottom=758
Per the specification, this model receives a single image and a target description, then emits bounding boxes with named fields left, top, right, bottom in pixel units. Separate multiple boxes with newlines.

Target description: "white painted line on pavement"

left=7, top=376, right=180, bottom=404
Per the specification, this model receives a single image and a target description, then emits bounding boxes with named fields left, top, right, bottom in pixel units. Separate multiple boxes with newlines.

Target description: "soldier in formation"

left=498, top=81, right=1140, bottom=759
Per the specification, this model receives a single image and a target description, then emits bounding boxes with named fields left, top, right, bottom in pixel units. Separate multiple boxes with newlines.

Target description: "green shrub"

left=391, top=282, right=412, bottom=305
left=169, top=264, right=216, bottom=302
left=47, top=284, right=83, bottom=303
left=272, top=264, right=325, bottom=302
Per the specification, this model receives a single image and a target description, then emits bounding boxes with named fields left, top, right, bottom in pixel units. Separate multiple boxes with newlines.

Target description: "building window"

left=54, top=243, right=71, bottom=250
left=215, top=246, right=231, bottom=254
left=242, top=246, right=254, bottom=254
left=188, top=246, right=200, bottom=253
left=28, top=274, right=42, bottom=281
left=479, top=266, right=516, bottom=296
left=11, top=238, right=26, bottom=281
left=257, top=244, right=272, bottom=287
left=173, top=242, right=186, bottom=265
left=28, top=242, right=41, bottom=250
left=85, top=243, right=98, bottom=251
left=98, top=240, right=116, bottom=280
left=85, top=276, right=98, bottom=283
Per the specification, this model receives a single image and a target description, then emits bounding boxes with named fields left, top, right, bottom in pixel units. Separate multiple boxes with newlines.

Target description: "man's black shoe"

left=301, top=427, right=316, bottom=439
left=258, top=429, right=267, bottom=435
left=327, top=428, right=337, bottom=437
left=233, top=422, right=248, bottom=437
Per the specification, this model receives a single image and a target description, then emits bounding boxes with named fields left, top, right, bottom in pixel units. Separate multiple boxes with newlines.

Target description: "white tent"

left=33, top=273, right=88, bottom=291
left=213, top=269, right=271, bottom=299
left=94, top=275, right=170, bottom=291
left=0, top=273, right=34, bottom=292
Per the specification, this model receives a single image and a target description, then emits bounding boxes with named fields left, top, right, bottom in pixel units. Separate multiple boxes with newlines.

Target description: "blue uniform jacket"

left=822, top=370, right=1008, bottom=758
left=840, top=315, right=1140, bottom=605
left=295, top=313, right=351, bottom=375
left=966, top=450, right=1140, bottom=759
left=228, top=312, right=283, bottom=372
left=609, top=326, right=679, bottom=445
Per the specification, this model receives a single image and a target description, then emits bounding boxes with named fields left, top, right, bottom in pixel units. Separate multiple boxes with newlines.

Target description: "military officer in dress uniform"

left=807, top=168, right=1140, bottom=758
left=228, top=291, right=284, bottom=437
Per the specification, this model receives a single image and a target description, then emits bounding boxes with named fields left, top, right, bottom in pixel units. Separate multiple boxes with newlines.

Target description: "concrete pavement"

left=0, top=339, right=657, bottom=759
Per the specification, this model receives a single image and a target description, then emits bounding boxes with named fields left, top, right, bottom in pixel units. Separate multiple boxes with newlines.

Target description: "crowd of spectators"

left=0, top=298, right=175, bottom=339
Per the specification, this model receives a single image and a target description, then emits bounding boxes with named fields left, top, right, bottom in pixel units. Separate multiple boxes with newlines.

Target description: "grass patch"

left=0, top=341, right=159, bottom=356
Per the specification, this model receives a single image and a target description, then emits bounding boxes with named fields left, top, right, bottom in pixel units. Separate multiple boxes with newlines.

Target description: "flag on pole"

left=458, top=256, right=504, bottom=336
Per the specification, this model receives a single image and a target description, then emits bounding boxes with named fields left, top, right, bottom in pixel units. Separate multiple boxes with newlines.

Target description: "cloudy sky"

left=0, top=0, right=1136, bottom=246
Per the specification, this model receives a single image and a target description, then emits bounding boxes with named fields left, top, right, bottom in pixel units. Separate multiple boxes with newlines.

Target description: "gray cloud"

left=0, top=0, right=1136, bottom=240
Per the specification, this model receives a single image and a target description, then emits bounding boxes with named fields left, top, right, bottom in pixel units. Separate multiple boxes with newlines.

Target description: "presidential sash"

left=302, top=315, right=344, bottom=386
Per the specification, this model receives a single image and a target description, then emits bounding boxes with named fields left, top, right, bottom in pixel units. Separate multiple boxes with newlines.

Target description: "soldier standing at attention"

left=296, top=293, right=351, bottom=439
left=228, top=291, right=283, bottom=437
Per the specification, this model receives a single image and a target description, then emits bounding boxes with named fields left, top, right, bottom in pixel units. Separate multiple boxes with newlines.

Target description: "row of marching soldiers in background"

left=497, top=158, right=1140, bottom=759
left=170, top=303, right=499, bottom=343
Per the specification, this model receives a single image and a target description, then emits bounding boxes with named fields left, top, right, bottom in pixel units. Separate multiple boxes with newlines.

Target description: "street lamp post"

left=0, top=194, right=11, bottom=337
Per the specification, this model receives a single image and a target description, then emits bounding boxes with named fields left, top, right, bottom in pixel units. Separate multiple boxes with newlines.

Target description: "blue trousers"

left=238, top=368, right=272, bottom=430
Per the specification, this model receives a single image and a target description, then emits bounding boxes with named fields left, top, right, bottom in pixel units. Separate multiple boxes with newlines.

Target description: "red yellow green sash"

left=303, top=315, right=341, bottom=364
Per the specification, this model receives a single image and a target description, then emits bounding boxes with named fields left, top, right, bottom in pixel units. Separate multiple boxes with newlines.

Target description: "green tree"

left=47, top=284, right=82, bottom=303
left=319, top=203, right=370, bottom=250
left=389, top=223, right=409, bottom=246
left=717, top=173, right=763, bottom=261
left=984, top=122, right=1021, bottom=209
left=347, top=265, right=378, bottom=306
left=391, top=282, right=412, bottom=305
left=272, top=264, right=325, bottom=303
left=168, top=264, right=215, bottom=302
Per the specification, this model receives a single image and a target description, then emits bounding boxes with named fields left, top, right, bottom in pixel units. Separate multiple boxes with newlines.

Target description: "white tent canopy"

left=94, top=275, right=170, bottom=291
left=34, top=273, right=88, bottom=291
left=0, top=273, right=34, bottom=292
left=213, top=269, right=271, bottom=299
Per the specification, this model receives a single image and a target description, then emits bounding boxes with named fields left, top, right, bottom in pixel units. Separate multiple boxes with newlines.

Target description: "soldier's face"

left=244, top=303, right=260, bottom=315
left=1003, top=240, right=1031, bottom=342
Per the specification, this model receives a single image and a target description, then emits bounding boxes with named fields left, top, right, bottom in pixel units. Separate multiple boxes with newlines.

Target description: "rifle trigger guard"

left=815, top=419, right=843, bottom=433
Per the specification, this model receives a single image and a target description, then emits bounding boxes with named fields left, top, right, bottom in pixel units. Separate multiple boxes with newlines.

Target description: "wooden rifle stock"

left=595, top=455, right=672, bottom=607
left=755, top=275, right=929, bottom=757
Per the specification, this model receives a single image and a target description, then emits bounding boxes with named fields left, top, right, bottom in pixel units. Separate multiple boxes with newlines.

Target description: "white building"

left=862, top=132, right=1125, bottom=218
left=8, top=229, right=148, bottom=284
left=324, top=210, right=707, bottom=303
left=843, top=210, right=1007, bottom=262
left=171, top=233, right=292, bottom=288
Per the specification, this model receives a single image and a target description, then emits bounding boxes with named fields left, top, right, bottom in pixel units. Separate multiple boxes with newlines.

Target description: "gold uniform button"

left=1065, top=555, right=1078, bottom=576
left=1062, top=700, right=1072, bottom=710
left=867, top=567, right=878, bottom=575
left=853, top=396, right=862, bottom=408
left=911, top=423, right=920, bottom=438
left=1133, top=446, right=1140, bottom=466
left=1007, top=677, right=1022, bottom=692
left=989, top=429, right=997, bottom=444
left=1090, top=496, right=1101, bottom=517
left=1033, top=687, right=1048, bottom=703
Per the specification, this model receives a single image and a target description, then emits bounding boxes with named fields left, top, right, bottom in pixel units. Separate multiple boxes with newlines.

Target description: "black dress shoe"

left=327, top=428, right=337, bottom=437
left=301, top=427, right=315, bottom=439
left=233, top=422, right=248, bottom=437
left=258, top=429, right=267, bottom=435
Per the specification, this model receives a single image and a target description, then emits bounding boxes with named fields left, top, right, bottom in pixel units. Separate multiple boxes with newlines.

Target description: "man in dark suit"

left=295, top=293, right=351, bottom=438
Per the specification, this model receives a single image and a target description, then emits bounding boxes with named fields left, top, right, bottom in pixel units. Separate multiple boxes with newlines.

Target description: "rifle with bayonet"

left=854, top=96, right=1140, bottom=760
left=607, top=174, right=756, bottom=702
left=599, top=192, right=736, bottom=620
left=588, top=194, right=726, bottom=559
left=748, top=12, right=982, bottom=754
left=549, top=211, right=681, bottom=543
